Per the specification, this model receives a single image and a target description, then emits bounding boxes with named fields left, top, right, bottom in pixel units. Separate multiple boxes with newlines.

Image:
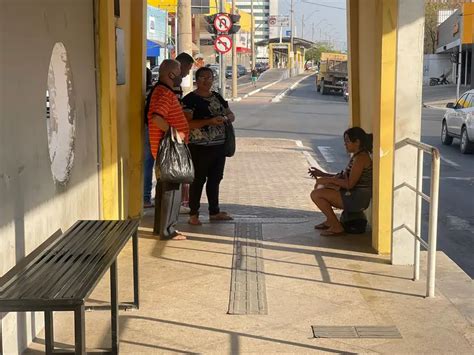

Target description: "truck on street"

left=316, top=52, right=348, bottom=95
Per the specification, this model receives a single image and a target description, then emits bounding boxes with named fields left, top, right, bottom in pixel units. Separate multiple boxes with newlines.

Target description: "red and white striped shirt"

left=147, top=83, right=190, bottom=159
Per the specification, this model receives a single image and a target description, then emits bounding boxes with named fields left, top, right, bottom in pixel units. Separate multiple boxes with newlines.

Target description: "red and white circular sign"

left=214, top=13, right=232, bottom=33
left=214, top=35, right=232, bottom=54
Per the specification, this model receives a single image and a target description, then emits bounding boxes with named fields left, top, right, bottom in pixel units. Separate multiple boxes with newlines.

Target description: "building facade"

left=235, top=0, right=278, bottom=44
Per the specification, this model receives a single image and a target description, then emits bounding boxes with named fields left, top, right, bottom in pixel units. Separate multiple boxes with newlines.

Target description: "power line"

left=300, top=0, right=345, bottom=11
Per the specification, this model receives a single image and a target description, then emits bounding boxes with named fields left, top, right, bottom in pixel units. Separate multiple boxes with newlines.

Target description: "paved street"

left=232, top=75, right=474, bottom=277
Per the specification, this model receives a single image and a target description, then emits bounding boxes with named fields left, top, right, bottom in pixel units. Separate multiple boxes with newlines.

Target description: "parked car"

left=151, top=65, right=160, bottom=83
left=441, top=89, right=474, bottom=154
left=255, top=62, right=267, bottom=74
left=237, top=65, right=247, bottom=76
left=225, top=66, right=233, bottom=78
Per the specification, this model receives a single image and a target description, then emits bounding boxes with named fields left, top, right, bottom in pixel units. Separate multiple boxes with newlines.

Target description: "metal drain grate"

left=312, top=326, right=402, bottom=339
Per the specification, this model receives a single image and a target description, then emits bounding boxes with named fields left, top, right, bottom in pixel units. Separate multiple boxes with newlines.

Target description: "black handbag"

left=224, top=121, right=236, bottom=157
left=158, top=128, right=195, bottom=183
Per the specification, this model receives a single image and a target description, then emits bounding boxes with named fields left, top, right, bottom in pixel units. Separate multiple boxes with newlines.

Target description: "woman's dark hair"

left=344, top=127, right=373, bottom=153
left=146, top=67, right=152, bottom=89
left=195, top=66, right=214, bottom=80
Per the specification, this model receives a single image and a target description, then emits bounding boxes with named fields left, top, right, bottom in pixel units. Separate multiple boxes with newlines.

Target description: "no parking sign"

left=214, top=35, right=232, bottom=54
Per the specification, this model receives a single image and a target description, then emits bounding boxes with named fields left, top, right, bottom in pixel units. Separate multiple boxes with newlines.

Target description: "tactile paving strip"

left=312, top=326, right=402, bottom=339
left=227, top=223, right=268, bottom=315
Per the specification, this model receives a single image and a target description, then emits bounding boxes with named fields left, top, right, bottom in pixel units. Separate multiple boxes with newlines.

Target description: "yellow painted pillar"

left=372, top=0, right=397, bottom=254
left=347, top=0, right=397, bottom=254
left=98, top=0, right=120, bottom=219
left=128, top=0, right=146, bottom=218
left=269, top=44, right=274, bottom=69
left=346, top=0, right=360, bottom=127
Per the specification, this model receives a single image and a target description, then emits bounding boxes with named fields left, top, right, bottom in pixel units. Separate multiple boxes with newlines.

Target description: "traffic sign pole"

left=219, top=0, right=225, bottom=97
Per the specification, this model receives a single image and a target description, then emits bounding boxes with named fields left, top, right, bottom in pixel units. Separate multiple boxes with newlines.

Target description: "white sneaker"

left=180, top=206, right=191, bottom=214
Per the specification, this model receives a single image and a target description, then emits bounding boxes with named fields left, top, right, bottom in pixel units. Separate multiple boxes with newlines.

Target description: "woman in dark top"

left=309, top=127, right=373, bottom=236
left=182, top=67, right=236, bottom=225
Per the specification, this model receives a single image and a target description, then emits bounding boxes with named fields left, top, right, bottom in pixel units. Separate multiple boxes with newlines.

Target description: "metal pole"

left=464, top=50, right=468, bottom=86
left=175, top=9, right=179, bottom=55
left=177, top=0, right=193, bottom=94
left=414, top=149, right=423, bottom=281
left=219, top=0, right=226, bottom=97
left=290, top=0, right=294, bottom=76
left=427, top=150, right=440, bottom=298
left=456, top=13, right=463, bottom=100
left=279, top=25, right=282, bottom=43
left=312, top=23, right=314, bottom=42
left=251, top=0, right=255, bottom=70
left=232, top=0, right=237, bottom=98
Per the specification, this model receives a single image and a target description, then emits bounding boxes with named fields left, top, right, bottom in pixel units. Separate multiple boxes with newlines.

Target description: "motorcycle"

left=429, top=74, right=450, bottom=86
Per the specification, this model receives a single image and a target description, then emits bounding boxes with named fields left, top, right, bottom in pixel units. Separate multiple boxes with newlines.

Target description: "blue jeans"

left=143, top=126, right=155, bottom=204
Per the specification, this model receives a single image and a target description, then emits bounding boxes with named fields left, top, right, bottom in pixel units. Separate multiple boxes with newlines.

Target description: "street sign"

left=286, top=30, right=291, bottom=36
left=214, top=13, right=232, bottom=33
left=269, top=15, right=290, bottom=27
left=214, top=35, right=232, bottom=54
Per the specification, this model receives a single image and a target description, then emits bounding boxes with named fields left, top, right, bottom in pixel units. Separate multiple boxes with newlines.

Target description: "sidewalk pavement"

left=422, top=84, right=470, bottom=109
left=26, top=138, right=473, bottom=354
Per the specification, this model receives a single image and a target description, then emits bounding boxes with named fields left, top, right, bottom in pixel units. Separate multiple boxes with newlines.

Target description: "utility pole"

left=456, top=12, right=463, bottom=100
left=301, top=14, right=304, bottom=40
left=290, top=0, right=294, bottom=76
left=232, top=0, right=237, bottom=98
left=219, top=0, right=226, bottom=97
left=251, top=0, right=255, bottom=69
left=177, top=0, right=193, bottom=93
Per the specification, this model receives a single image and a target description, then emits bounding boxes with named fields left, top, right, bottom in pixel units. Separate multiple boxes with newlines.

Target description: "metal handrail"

left=393, top=138, right=440, bottom=298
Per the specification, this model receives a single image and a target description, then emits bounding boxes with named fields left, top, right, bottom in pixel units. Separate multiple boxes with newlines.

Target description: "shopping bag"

left=224, top=121, right=236, bottom=157
left=158, top=127, right=194, bottom=183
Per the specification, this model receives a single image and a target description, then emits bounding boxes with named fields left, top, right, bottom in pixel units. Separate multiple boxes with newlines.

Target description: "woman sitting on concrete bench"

left=309, top=127, right=373, bottom=236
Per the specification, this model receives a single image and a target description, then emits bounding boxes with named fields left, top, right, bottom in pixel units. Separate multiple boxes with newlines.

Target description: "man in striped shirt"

left=148, top=59, right=190, bottom=240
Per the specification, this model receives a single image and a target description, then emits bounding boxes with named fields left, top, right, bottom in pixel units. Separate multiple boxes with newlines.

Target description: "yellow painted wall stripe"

left=128, top=0, right=146, bottom=218
left=98, top=0, right=120, bottom=219
left=372, top=0, right=398, bottom=254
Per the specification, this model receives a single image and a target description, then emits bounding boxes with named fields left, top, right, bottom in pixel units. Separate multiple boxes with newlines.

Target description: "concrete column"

left=392, top=0, right=425, bottom=264
left=177, top=0, right=193, bottom=93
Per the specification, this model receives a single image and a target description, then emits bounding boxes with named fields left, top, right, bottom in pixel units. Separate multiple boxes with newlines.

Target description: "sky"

left=278, top=0, right=347, bottom=50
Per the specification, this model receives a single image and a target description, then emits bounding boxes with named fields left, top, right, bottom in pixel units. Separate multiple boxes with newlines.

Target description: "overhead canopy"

left=256, top=37, right=315, bottom=49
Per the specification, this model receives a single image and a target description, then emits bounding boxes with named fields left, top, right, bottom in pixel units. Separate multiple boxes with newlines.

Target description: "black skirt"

left=340, top=187, right=372, bottom=212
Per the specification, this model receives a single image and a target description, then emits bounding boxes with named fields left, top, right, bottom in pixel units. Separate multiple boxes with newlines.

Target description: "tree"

left=305, top=42, right=337, bottom=63
left=424, top=1, right=460, bottom=54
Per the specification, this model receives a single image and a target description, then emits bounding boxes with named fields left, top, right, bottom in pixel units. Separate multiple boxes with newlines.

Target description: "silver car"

left=441, top=89, right=474, bottom=154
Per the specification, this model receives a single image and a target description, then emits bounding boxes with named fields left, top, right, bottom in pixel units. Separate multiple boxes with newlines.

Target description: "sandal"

left=314, top=222, right=330, bottom=230
left=320, top=229, right=345, bottom=237
left=209, top=212, right=233, bottom=221
left=188, top=215, right=202, bottom=226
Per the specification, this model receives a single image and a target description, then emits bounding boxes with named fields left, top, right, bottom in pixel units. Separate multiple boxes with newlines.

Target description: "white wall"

left=423, top=54, right=455, bottom=85
left=392, top=0, right=425, bottom=264
left=0, top=1, right=100, bottom=353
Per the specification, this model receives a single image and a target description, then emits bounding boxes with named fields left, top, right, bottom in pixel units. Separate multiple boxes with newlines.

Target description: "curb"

left=270, top=74, right=314, bottom=103
left=227, top=78, right=283, bottom=102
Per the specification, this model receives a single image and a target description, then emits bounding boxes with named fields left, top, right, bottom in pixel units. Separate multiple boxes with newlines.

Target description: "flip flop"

left=170, top=233, right=187, bottom=240
left=188, top=216, right=202, bottom=226
left=320, top=230, right=346, bottom=237
left=209, top=212, right=233, bottom=221
left=314, top=222, right=330, bottom=230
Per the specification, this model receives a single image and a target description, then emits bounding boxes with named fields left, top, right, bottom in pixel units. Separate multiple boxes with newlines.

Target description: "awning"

left=147, top=40, right=161, bottom=57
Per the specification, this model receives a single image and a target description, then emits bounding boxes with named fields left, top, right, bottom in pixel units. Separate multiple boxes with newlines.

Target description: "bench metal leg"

left=132, top=230, right=140, bottom=309
left=45, top=311, right=54, bottom=353
left=110, top=261, right=119, bottom=354
left=74, top=306, right=85, bottom=355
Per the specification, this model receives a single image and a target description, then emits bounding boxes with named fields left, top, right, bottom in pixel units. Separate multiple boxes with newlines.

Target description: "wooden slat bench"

left=0, top=219, right=140, bottom=354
